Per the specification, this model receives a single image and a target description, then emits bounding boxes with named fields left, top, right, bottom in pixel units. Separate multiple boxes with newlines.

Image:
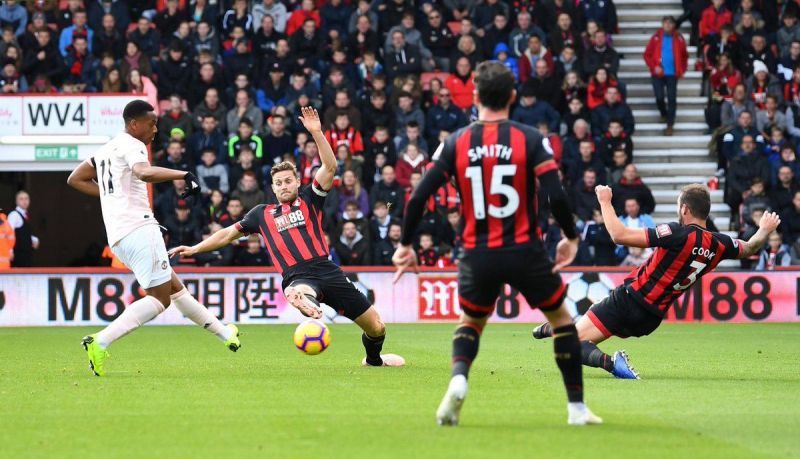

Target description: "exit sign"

left=35, top=145, right=78, bottom=161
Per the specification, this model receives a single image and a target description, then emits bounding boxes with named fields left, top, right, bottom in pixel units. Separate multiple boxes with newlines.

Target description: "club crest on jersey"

left=656, top=224, right=672, bottom=238
left=468, top=144, right=512, bottom=162
left=274, top=209, right=306, bottom=232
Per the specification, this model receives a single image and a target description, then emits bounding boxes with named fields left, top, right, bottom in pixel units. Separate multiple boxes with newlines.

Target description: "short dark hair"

left=473, top=61, right=515, bottom=110
left=239, top=117, right=253, bottom=128
left=679, top=184, right=711, bottom=220
left=122, top=100, right=154, bottom=123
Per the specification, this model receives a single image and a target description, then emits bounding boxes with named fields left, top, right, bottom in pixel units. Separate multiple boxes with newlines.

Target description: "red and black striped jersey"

left=433, top=120, right=557, bottom=251
left=235, top=180, right=330, bottom=273
left=624, top=222, right=743, bottom=316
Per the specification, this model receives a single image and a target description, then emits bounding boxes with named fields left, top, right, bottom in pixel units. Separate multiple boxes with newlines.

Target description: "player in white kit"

left=67, top=100, right=240, bottom=376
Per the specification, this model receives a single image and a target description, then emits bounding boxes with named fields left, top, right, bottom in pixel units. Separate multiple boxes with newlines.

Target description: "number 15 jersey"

left=434, top=120, right=557, bottom=251
left=625, top=222, right=744, bottom=317
left=92, top=132, right=156, bottom=247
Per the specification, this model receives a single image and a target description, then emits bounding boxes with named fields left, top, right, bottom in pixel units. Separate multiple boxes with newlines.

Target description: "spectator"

left=0, top=0, right=26, bottom=37
left=157, top=140, right=191, bottom=192
left=335, top=144, right=364, bottom=179
left=620, top=246, right=650, bottom=267
left=755, top=232, right=791, bottom=270
left=427, top=87, right=468, bottom=144
left=579, top=0, right=618, bottom=34
left=562, top=118, right=593, bottom=169
left=191, top=20, right=220, bottom=60
left=226, top=90, right=263, bottom=135
left=570, top=168, right=600, bottom=222
left=127, top=69, right=158, bottom=114
left=334, top=220, right=371, bottom=265
left=203, top=189, right=227, bottom=225
left=231, top=171, right=266, bottom=212
left=62, top=36, right=95, bottom=92
left=59, top=8, right=93, bottom=57
left=164, top=199, right=202, bottom=251
left=720, top=84, right=755, bottom=129
left=722, top=111, right=763, bottom=168
left=422, top=8, right=455, bottom=71
left=512, top=85, right=560, bottom=133
left=492, top=42, right=518, bottom=80
left=526, top=59, right=560, bottom=109
left=337, top=170, right=370, bottom=216
left=741, top=177, right=771, bottom=224
left=568, top=139, right=608, bottom=186
left=747, top=61, right=782, bottom=112
left=644, top=16, right=688, bottom=136
left=369, top=200, right=399, bottom=242
left=621, top=198, right=656, bottom=229
left=396, top=144, right=429, bottom=189
left=395, top=91, right=426, bottom=136
left=92, top=13, right=124, bottom=59
left=127, top=16, right=160, bottom=58
left=518, top=35, right=553, bottom=84
left=612, top=164, right=656, bottom=215
left=417, top=233, right=439, bottom=266
left=154, top=0, right=188, bottom=44
left=8, top=190, right=39, bottom=267
left=186, top=114, right=226, bottom=165
left=445, top=57, right=475, bottom=112
left=338, top=200, right=370, bottom=240
left=607, top=149, right=629, bottom=185
left=218, top=197, right=245, bottom=229
left=778, top=40, right=800, bottom=83
left=373, top=222, right=403, bottom=265
left=548, top=13, right=578, bottom=58
left=228, top=118, right=264, bottom=163
left=385, top=29, right=422, bottom=80
left=197, top=148, right=230, bottom=195
left=582, top=29, right=619, bottom=78
left=0, top=58, right=25, bottom=93
left=289, top=18, right=323, bottom=69
left=581, top=208, right=618, bottom=266
left=586, top=67, right=617, bottom=110
left=347, top=0, right=377, bottom=35
left=230, top=146, right=265, bottom=189
left=156, top=95, right=193, bottom=149
left=726, top=135, right=771, bottom=213
left=705, top=24, right=741, bottom=72
left=188, top=61, right=223, bottom=108
left=742, top=34, right=776, bottom=77
left=699, top=0, right=732, bottom=41
left=119, top=40, right=152, bottom=79
left=598, top=119, right=633, bottom=166
left=321, top=67, right=356, bottom=114
left=770, top=166, right=799, bottom=214
left=771, top=146, right=800, bottom=186
left=21, top=29, right=64, bottom=85
left=234, top=235, right=271, bottom=266
left=781, top=191, right=800, bottom=241
left=395, top=121, right=428, bottom=154
left=707, top=53, right=741, bottom=125
left=261, top=114, right=293, bottom=165
left=0, top=208, right=14, bottom=269
left=450, top=34, right=481, bottom=71
left=591, top=86, right=635, bottom=137
left=361, top=90, right=395, bottom=138
left=541, top=0, right=577, bottom=35
left=370, top=165, right=404, bottom=218
left=253, top=0, right=287, bottom=34
left=323, top=90, right=362, bottom=131
left=286, top=0, right=320, bottom=37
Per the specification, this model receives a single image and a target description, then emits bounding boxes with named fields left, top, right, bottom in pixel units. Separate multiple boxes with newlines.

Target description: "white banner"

left=0, top=94, right=143, bottom=138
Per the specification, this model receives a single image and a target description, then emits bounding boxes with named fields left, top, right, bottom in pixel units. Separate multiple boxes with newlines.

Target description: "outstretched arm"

left=131, top=163, right=190, bottom=183
left=168, top=225, right=244, bottom=258
left=737, top=211, right=781, bottom=258
left=67, top=159, right=100, bottom=197
left=596, top=185, right=649, bottom=248
left=299, top=106, right=336, bottom=190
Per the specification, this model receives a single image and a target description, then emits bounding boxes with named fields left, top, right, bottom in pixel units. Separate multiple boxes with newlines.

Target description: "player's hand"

left=168, top=245, right=197, bottom=258
left=298, top=106, right=323, bottom=133
left=392, top=244, right=419, bottom=284
left=758, top=210, right=782, bottom=233
left=552, top=237, right=579, bottom=273
left=181, top=172, right=201, bottom=198
left=595, top=185, right=613, bottom=204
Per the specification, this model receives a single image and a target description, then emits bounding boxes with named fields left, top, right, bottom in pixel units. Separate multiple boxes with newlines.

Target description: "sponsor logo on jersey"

left=656, top=224, right=672, bottom=239
left=274, top=209, right=307, bottom=232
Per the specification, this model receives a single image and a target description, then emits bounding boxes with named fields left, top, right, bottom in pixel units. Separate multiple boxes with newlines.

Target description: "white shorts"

left=112, top=224, right=172, bottom=289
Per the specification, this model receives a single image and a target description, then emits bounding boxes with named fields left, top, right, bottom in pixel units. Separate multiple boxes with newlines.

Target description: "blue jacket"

left=0, top=3, right=27, bottom=36
left=511, top=100, right=560, bottom=132
left=492, top=43, right=519, bottom=80
left=426, top=103, right=468, bottom=142
left=59, top=26, right=95, bottom=57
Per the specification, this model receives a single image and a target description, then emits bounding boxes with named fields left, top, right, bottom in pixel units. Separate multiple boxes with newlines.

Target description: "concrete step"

left=643, top=176, right=713, bottom=190
left=633, top=108, right=705, bottom=123
left=621, top=58, right=697, bottom=70
left=634, top=148, right=712, bottom=162
left=653, top=215, right=731, bottom=227
left=619, top=21, right=691, bottom=33
left=618, top=70, right=702, bottom=80
left=627, top=96, right=706, bottom=110
left=652, top=189, right=724, bottom=204
left=615, top=0, right=684, bottom=7
left=616, top=45, right=697, bottom=56
left=633, top=135, right=710, bottom=149
left=626, top=82, right=700, bottom=97
left=636, top=122, right=707, bottom=135
left=636, top=162, right=717, bottom=176
left=617, top=8, right=684, bottom=20
left=614, top=33, right=690, bottom=47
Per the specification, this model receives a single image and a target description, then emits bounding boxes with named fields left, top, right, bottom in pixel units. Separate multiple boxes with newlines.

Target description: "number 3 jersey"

left=92, top=132, right=156, bottom=247
left=431, top=120, right=557, bottom=251
left=625, top=222, right=744, bottom=316
left=235, top=180, right=330, bottom=273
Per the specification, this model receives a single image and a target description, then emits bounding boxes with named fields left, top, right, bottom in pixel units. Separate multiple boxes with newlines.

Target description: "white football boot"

left=436, top=375, right=468, bottom=426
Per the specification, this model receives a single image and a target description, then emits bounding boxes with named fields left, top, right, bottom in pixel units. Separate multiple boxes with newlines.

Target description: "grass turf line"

left=0, top=323, right=798, bottom=459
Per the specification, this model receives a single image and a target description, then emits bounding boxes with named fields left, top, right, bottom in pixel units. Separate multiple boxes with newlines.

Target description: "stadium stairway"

left=615, top=0, right=738, bottom=265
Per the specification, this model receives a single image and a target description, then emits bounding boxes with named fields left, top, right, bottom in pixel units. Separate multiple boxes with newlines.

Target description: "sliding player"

left=67, top=100, right=240, bottom=376
left=169, top=107, right=404, bottom=367
left=533, top=184, right=780, bottom=379
left=394, top=62, right=601, bottom=426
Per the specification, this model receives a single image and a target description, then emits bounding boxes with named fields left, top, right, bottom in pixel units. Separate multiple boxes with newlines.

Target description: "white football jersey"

left=92, top=132, right=158, bottom=246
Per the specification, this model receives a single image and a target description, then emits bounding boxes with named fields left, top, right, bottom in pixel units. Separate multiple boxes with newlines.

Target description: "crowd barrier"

left=0, top=267, right=797, bottom=326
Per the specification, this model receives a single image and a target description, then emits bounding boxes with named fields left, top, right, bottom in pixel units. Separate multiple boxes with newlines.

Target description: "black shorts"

left=458, top=248, right=566, bottom=319
left=586, top=285, right=663, bottom=338
left=282, top=259, right=372, bottom=321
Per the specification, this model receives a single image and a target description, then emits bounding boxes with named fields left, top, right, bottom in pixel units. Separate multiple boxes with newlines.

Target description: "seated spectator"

left=396, top=144, right=429, bottom=190
left=756, top=96, right=787, bottom=134
left=422, top=9, right=455, bottom=71
left=395, top=121, right=429, bottom=154
left=705, top=24, right=741, bottom=74
left=586, top=67, right=616, bottom=111
left=194, top=224, right=235, bottom=266
left=612, top=165, right=656, bottom=215
left=742, top=177, right=771, bottom=222
left=385, top=29, right=422, bottom=80
left=426, top=86, right=468, bottom=145
left=197, top=148, right=230, bottom=196
left=562, top=119, right=593, bottom=173
left=548, top=12, right=577, bottom=58
left=763, top=125, right=788, bottom=162
left=449, top=34, right=481, bottom=73
left=127, top=16, right=159, bottom=61
left=518, top=34, right=553, bottom=84
left=362, top=90, right=394, bottom=138
left=370, top=165, right=404, bottom=218
left=394, top=91, right=426, bottom=138
left=158, top=41, right=191, bottom=99
left=771, top=146, right=800, bottom=185
left=326, top=112, right=365, bottom=157
left=699, top=0, right=733, bottom=41
left=373, top=223, right=403, bottom=266
left=525, top=59, right=560, bottom=109
left=221, top=0, right=253, bottom=39
left=582, top=208, right=618, bottom=266
left=537, top=122, right=563, bottom=166
left=231, top=172, right=266, bottom=212
left=417, top=233, right=439, bottom=266
left=598, top=119, right=633, bottom=166
left=164, top=199, right=202, bottom=251
left=256, top=63, right=290, bottom=114
left=748, top=62, right=783, bottom=112
left=770, top=166, right=799, bottom=214
left=582, top=29, right=618, bottom=79
left=227, top=90, right=263, bottom=135
left=607, top=149, right=629, bottom=184
left=204, top=189, right=227, bottom=225
left=722, top=111, right=764, bottom=167
left=742, top=34, right=776, bottom=77
left=512, top=84, right=560, bottom=133
left=62, top=35, right=95, bottom=93
left=218, top=197, right=245, bottom=227
left=157, top=140, right=192, bottom=188
left=368, top=200, right=399, bottom=242
left=264, top=114, right=296, bottom=165
left=188, top=61, right=223, bottom=109
left=155, top=179, right=187, bottom=222
left=720, top=84, right=755, bottom=129
left=445, top=57, right=476, bottom=112
left=560, top=70, right=587, bottom=112
left=0, top=58, right=25, bottom=93
left=570, top=168, right=600, bottom=222
left=562, top=98, right=591, bottom=138
left=708, top=53, right=741, bottom=116
left=348, top=13, right=379, bottom=64
left=191, top=21, right=220, bottom=62
left=780, top=191, right=800, bottom=241
left=620, top=246, right=650, bottom=267
left=127, top=69, right=159, bottom=114
left=337, top=170, right=370, bottom=216
left=555, top=45, right=582, bottom=81
left=337, top=200, right=370, bottom=240
left=726, top=135, right=771, bottom=215
left=755, top=232, right=791, bottom=270
left=157, top=95, right=194, bottom=149
left=187, top=114, right=227, bottom=165
left=234, top=235, right=271, bottom=266
left=591, top=86, right=635, bottom=138
left=566, top=139, right=606, bottom=185
left=228, top=118, right=264, bottom=163
left=59, top=8, right=93, bottom=57
left=289, top=18, right=323, bottom=69
left=778, top=12, right=800, bottom=59
left=335, top=144, right=364, bottom=180
left=621, top=198, right=656, bottom=229
left=334, top=220, right=371, bottom=265
left=778, top=40, right=800, bottom=83
left=231, top=146, right=265, bottom=188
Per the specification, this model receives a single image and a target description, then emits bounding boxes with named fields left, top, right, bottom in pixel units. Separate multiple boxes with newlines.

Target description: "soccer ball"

left=293, top=319, right=331, bottom=355
left=563, top=272, right=615, bottom=318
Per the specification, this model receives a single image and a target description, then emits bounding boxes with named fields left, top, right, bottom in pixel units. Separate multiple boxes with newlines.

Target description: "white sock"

left=95, top=296, right=166, bottom=348
left=171, top=288, right=232, bottom=342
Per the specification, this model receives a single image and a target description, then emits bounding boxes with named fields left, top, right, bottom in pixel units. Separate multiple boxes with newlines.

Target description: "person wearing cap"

left=644, top=16, right=688, bottom=136
left=746, top=60, right=782, bottom=111
left=20, top=10, right=49, bottom=50
left=163, top=199, right=202, bottom=254
left=255, top=61, right=288, bottom=113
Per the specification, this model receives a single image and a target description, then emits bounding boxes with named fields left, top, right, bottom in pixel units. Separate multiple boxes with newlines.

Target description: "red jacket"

left=699, top=5, right=732, bottom=38
left=709, top=67, right=741, bottom=100
left=286, top=10, right=321, bottom=37
left=586, top=78, right=619, bottom=110
left=325, top=127, right=364, bottom=154
left=643, top=30, right=689, bottom=79
left=445, top=73, right=476, bottom=111
left=518, top=50, right=554, bottom=85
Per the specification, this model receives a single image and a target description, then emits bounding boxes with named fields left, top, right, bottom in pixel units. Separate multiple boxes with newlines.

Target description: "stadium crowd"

left=0, top=0, right=792, bottom=270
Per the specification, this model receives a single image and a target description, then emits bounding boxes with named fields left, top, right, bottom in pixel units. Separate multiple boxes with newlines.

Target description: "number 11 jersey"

left=91, top=132, right=156, bottom=246
left=434, top=119, right=557, bottom=251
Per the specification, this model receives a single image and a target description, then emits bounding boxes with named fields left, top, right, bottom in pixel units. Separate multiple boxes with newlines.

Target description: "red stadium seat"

left=420, top=72, right=450, bottom=90
left=447, top=21, right=462, bottom=35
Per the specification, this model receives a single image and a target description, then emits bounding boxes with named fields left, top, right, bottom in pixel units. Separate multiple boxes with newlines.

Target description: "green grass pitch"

left=1, top=323, right=798, bottom=458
